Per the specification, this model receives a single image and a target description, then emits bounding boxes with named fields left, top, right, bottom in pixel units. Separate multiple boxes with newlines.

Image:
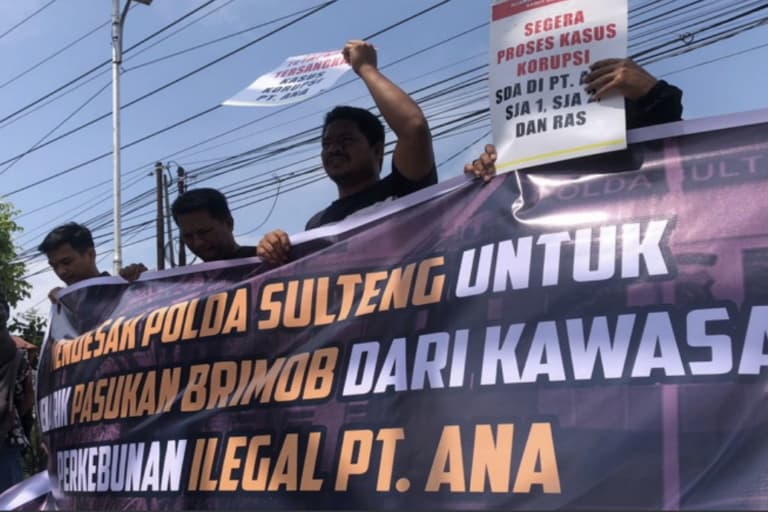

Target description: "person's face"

left=321, top=120, right=382, bottom=186
left=47, top=243, right=98, bottom=286
left=176, top=210, right=236, bottom=262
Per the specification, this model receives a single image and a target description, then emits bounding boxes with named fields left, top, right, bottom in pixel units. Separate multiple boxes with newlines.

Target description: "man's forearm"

left=357, top=64, right=429, bottom=138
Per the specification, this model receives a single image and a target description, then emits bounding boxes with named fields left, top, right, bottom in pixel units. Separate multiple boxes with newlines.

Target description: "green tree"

left=9, top=307, right=46, bottom=369
left=9, top=309, right=47, bottom=348
left=0, top=201, right=29, bottom=307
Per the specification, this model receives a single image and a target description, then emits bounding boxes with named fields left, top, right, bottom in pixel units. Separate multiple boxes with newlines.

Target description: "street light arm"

left=120, top=0, right=131, bottom=25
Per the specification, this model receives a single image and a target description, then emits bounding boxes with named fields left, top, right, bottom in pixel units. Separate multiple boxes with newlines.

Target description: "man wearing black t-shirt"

left=39, top=223, right=146, bottom=303
left=257, top=39, right=436, bottom=265
left=172, top=188, right=256, bottom=262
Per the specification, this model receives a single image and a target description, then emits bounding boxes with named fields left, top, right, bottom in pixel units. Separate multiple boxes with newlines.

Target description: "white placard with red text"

left=490, top=0, right=628, bottom=171
left=224, top=50, right=351, bottom=107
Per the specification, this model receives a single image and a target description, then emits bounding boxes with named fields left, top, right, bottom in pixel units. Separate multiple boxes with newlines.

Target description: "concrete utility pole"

left=176, top=165, right=187, bottom=266
left=163, top=172, right=176, bottom=267
left=111, top=0, right=154, bottom=274
left=154, top=161, right=165, bottom=270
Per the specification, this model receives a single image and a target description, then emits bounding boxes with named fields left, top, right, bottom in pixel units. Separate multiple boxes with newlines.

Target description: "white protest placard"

left=223, top=50, right=351, bottom=107
left=490, top=0, right=628, bottom=172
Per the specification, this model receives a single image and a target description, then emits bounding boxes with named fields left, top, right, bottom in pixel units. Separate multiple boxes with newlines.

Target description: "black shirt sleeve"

left=626, top=80, right=684, bottom=129
left=390, top=160, right=438, bottom=197
left=305, top=162, right=438, bottom=231
left=305, top=210, right=325, bottom=231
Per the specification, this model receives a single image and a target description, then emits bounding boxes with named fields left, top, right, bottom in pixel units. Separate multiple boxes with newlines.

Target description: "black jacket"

left=626, top=80, right=683, bottom=129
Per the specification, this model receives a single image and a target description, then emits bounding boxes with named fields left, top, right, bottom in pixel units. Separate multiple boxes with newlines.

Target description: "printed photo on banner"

left=223, top=50, right=351, bottom=107
left=490, top=0, right=628, bottom=171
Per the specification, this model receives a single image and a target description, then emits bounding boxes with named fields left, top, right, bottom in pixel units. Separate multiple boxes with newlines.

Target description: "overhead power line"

left=629, top=0, right=676, bottom=15
left=3, top=0, right=454, bottom=197
left=68, top=107, right=492, bottom=260
left=632, top=3, right=768, bottom=59
left=0, top=3, right=323, bottom=134
left=14, top=59, right=488, bottom=257
left=0, top=80, right=112, bottom=178
left=126, top=0, right=236, bottom=60
left=124, top=3, right=325, bottom=72
left=12, top=0, right=767, bottom=263
left=630, top=0, right=728, bottom=48
left=3, top=0, right=451, bottom=163
left=14, top=0, right=473, bottom=237
left=637, top=13, right=768, bottom=63
left=663, top=39, right=768, bottom=76
left=629, top=0, right=709, bottom=30
left=0, top=0, right=337, bottom=168
left=0, top=0, right=58, bottom=42
left=0, top=0, right=219, bottom=127
left=0, top=15, right=109, bottom=89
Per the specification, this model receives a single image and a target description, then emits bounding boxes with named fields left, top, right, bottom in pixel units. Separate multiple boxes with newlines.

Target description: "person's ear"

left=373, top=141, right=384, bottom=169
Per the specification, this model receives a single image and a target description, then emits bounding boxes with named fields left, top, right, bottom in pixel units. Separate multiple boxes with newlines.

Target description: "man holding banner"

left=257, top=39, right=436, bottom=265
left=171, top=188, right=256, bottom=262
left=39, top=223, right=147, bottom=303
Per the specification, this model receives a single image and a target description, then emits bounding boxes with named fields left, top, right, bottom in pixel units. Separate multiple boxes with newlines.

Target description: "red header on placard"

left=492, top=0, right=569, bottom=21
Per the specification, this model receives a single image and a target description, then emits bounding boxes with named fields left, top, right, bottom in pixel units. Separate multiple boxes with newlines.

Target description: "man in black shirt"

left=172, top=188, right=256, bottom=262
left=38, top=223, right=107, bottom=288
left=257, top=39, right=436, bottom=265
left=39, top=223, right=145, bottom=302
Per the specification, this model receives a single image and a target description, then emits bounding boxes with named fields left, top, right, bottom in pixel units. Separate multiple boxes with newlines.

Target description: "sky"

left=2, top=0, right=767, bottom=319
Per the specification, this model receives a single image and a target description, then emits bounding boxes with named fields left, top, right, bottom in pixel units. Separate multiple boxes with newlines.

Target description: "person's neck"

left=337, top=175, right=379, bottom=199
left=221, top=242, right=241, bottom=260
left=69, top=269, right=102, bottom=285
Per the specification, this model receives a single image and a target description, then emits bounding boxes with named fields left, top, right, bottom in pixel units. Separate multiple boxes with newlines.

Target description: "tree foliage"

left=9, top=309, right=47, bottom=347
left=0, top=201, right=29, bottom=307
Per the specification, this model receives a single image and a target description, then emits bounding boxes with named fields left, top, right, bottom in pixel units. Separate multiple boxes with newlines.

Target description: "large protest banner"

left=31, top=113, right=768, bottom=510
left=490, top=0, right=628, bottom=171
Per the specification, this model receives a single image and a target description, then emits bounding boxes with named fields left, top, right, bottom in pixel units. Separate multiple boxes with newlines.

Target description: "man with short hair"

left=38, top=223, right=103, bottom=288
left=257, top=39, right=436, bottom=265
left=39, top=223, right=146, bottom=302
left=171, top=188, right=255, bottom=262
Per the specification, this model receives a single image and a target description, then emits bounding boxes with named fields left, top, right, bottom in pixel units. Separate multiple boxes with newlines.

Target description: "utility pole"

left=154, top=161, right=165, bottom=270
left=163, top=172, right=175, bottom=267
left=111, top=0, right=126, bottom=274
left=111, top=0, right=153, bottom=274
left=177, top=165, right=187, bottom=266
